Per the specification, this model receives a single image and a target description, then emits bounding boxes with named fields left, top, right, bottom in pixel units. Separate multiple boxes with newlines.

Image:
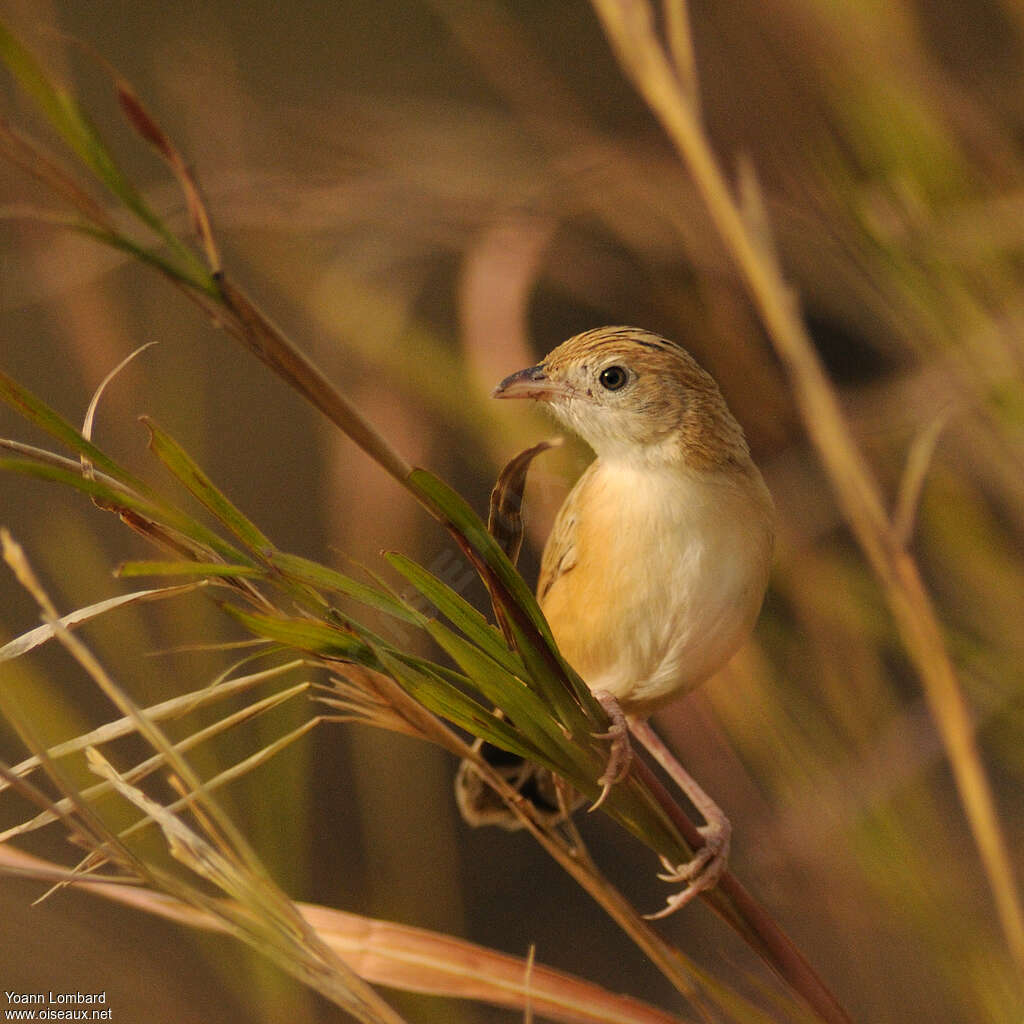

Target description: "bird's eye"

left=598, top=365, right=628, bottom=391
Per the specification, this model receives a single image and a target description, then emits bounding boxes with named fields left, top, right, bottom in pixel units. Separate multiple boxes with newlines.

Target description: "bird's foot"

left=646, top=821, right=731, bottom=919
left=588, top=690, right=633, bottom=811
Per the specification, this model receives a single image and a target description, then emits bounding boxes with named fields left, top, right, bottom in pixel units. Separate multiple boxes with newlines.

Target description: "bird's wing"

left=537, top=461, right=597, bottom=603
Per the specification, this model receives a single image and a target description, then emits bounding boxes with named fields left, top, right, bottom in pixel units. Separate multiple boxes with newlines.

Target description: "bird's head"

left=493, top=326, right=751, bottom=468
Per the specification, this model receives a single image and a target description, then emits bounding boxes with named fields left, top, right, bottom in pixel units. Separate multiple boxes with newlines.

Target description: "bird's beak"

left=492, top=364, right=563, bottom=401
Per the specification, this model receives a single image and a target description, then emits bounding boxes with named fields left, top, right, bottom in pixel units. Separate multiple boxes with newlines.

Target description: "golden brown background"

left=2, top=0, right=1023, bottom=1021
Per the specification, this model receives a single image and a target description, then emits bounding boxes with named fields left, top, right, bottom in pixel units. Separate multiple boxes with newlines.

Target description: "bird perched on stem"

left=461, top=325, right=774, bottom=913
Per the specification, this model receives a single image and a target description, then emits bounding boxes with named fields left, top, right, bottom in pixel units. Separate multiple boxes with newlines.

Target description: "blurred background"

left=1, top=0, right=1023, bottom=1021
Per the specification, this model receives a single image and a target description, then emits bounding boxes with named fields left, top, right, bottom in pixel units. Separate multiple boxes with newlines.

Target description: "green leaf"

left=0, top=21, right=130, bottom=207
left=222, top=606, right=374, bottom=664
left=141, top=418, right=272, bottom=553
left=73, top=222, right=217, bottom=295
left=118, top=561, right=262, bottom=579
left=506, top=614, right=602, bottom=735
left=0, top=19, right=212, bottom=291
left=386, top=552, right=594, bottom=764
left=0, top=368, right=154, bottom=497
left=407, top=468, right=595, bottom=724
left=422, top=620, right=571, bottom=767
left=266, top=551, right=421, bottom=626
left=372, top=649, right=545, bottom=763
left=0, top=457, right=247, bottom=564
left=408, top=469, right=548, bottom=634
left=385, top=552, right=524, bottom=676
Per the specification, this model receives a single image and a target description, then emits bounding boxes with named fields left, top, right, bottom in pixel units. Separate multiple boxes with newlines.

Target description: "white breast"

left=543, top=459, right=773, bottom=712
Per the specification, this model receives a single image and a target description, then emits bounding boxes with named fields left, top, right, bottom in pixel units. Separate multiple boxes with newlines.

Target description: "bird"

left=457, top=325, right=775, bottom=912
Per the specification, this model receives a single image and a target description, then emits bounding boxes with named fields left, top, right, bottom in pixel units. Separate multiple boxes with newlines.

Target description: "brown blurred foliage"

left=1, top=1, right=1023, bottom=1021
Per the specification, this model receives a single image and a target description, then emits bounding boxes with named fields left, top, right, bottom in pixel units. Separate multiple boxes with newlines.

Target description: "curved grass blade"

left=0, top=20, right=212, bottom=291
left=222, top=606, right=375, bottom=665
left=0, top=368, right=155, bottom=497
left=265, top=551, right=421, bottom=626
left=118, top=560, right=262, bottom=580
left=409, top=469, right=545, bottom=631
left=0, top=20, right=127, bottom=206
left=385, top=552, right=524, bottom=676
left=487, top=438, right=561, bottom=564
left=407, top=470, right=596, bottom=723
left=115, top=78, right=220, bottom=274
left=0, top=581, right=204, bottom=662
left=370, top=649, right=546, bottom=763
left=142, top=418, right=272, bottom=553
left=0, top=457, right=248, bottom=565
left=421, top=619, right=570, bottom=767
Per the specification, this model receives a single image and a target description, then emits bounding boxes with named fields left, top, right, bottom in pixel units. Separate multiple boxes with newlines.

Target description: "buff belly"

left=539, top=460, right=773, bottom=714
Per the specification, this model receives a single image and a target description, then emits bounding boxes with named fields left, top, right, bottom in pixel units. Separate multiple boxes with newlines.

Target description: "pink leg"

left=588, top=690, right=633, bottom=811
left=628, top=716, right=731, bottom=917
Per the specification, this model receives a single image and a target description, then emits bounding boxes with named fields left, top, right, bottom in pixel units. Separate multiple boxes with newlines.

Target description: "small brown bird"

left=461, top=326, right=774, bottom=912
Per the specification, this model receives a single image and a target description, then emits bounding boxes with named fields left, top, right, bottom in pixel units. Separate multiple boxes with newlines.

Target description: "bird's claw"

left=588, top=690, right=632, bottom=811
left=645, top=824, right=731, bottom=919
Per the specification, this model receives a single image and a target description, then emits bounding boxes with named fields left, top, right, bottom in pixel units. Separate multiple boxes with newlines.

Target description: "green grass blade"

left=0, top=19, right=213, bottom=291
left=371, top=649, right=546, bottom=762
left=222, top=606, right=375, bottom=665
left=408, top=468, right=548, bottom=634
left=73, top=222, right=217, bottom=295
left=385, top=552, right=524, bottom=676
left=0, top=20, right=129, bottom=206
left=266, top=551, right=422, bottom=626
left=141, top=418, right=273, bottom=553
left=422, top=620, right=570, bottom=766
left=118, top=560, right=263, bottom=579
left=0, top=457, right=248, bottom=564
left=0, top=368, right=154, bottom=496
left=407, top=469, right=595, bottom=723
left=506, top=614, right=602, bottom=731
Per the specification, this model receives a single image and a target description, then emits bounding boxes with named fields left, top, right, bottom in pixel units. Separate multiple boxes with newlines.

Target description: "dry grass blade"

left=2, top=516, right=409, bottom=1021
left=590, top=0, right=1024, bottom=978
left=81, top=341, right=159, bottom=483
left=0, top=846, right=689, bottom=1024
left=0, top=659, right=305, bottom=790
left=488, top=437, right=562, bottom=562
left=299, top=904, right=693, bottom=1024
left=0, top=529, right=405, bottom=1020
left=0, top=582, right=204, bottom=663
left=662, top=0, right=698, bottom=103
left=0, top=116, right=114, bottom=229
left=892, top=408, right=952, bottom=546
left=82, top=749, right=409, bottom=1024
left=116, top=718, right=319, bottom=844
left=115, top=79, right=221, bottom=272
left=318, top=680, right=745, bottom=1017
left=318, top=668, right=455, bottom=743
left=1, top=682, right=310, bottom=842
left=1, top=531, right=256, bottom=866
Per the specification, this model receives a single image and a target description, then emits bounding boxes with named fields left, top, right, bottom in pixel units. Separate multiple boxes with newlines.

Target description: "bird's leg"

left=627, top=717, right=731, bottom=917
left=588, top=690, right=633, bottom=811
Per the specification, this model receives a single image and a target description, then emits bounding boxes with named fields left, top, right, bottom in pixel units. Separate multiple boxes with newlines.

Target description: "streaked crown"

left=495, top=326, right=752, bottom=469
